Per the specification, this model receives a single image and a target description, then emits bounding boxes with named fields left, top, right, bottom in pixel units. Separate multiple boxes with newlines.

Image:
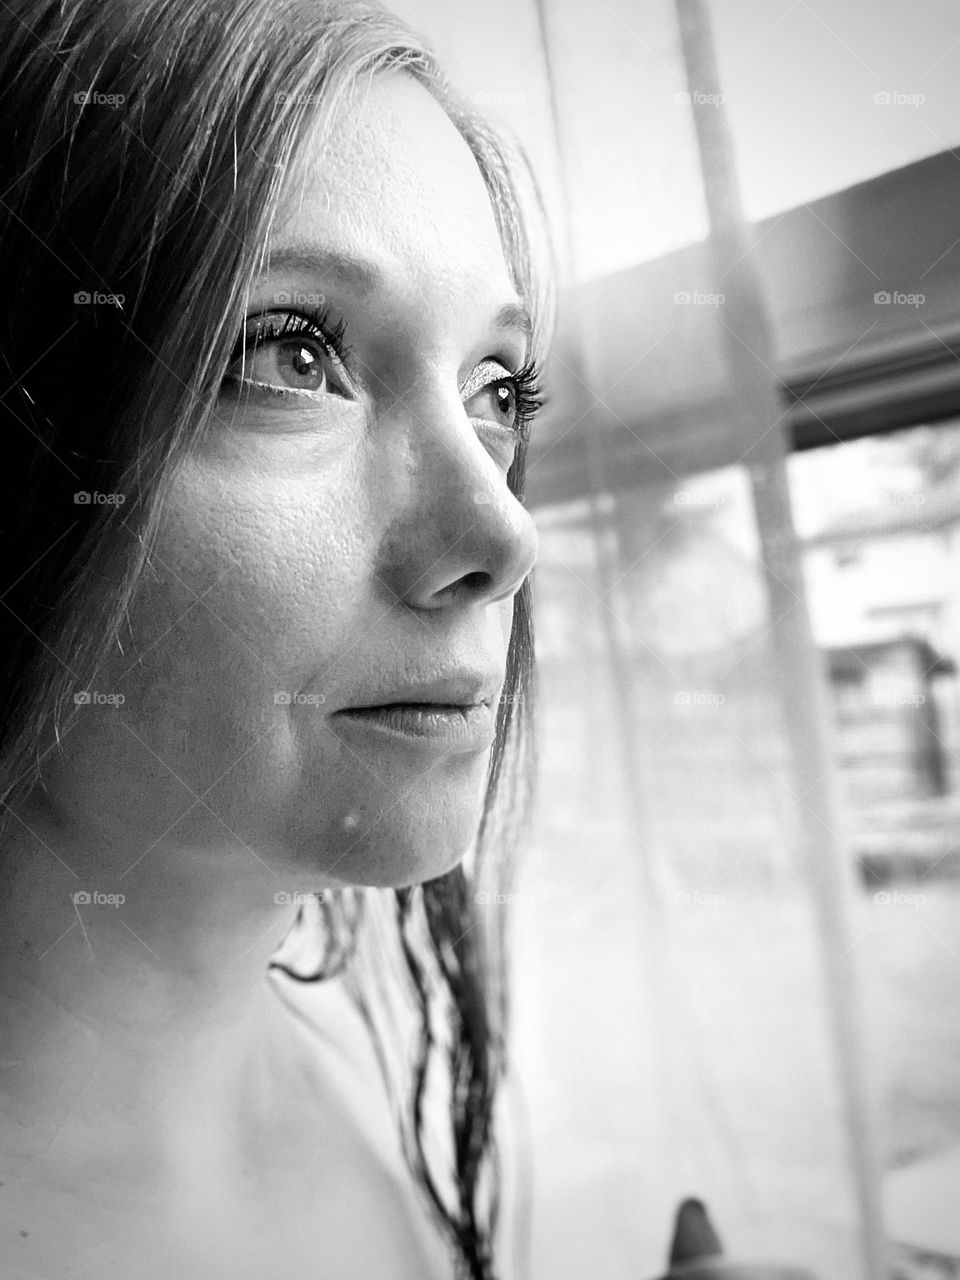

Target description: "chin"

left=283, top=774, right=484, bottom=889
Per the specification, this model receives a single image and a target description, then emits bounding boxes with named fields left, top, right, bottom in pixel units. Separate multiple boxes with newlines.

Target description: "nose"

left=372, top=389, right=539, bottom=611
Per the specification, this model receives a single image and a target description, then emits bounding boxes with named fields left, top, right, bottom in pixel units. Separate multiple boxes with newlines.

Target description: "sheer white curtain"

left=382, top=3, right=960, bottom=1277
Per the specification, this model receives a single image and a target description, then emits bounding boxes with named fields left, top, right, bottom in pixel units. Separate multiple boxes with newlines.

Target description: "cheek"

left=144, top=456, right=364, bottom=682
left=63, top=445, right=493, bottom=884
left=110, top=458, right=367, bottom=806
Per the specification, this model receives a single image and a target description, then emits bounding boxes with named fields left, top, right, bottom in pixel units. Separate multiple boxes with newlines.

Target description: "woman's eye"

left=243, top=336, right=330, bottom=392
left=222, top=311, right=353, bottom=401
left=467, top=379, right=518, bottom=430
left=461, top=360, right=521, bottom=432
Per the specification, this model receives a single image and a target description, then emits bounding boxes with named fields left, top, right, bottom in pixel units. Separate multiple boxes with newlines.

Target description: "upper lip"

left=337, top=671, right=500, bottom=711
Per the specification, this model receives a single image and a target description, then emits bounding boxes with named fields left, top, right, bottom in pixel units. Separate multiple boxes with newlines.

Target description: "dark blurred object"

left=670, top=1198, right=724, bottom=1268
left=652, top=1197, right=819, bottom=1279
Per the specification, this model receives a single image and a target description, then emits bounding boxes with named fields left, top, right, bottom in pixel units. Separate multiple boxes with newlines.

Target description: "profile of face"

left=40, top=72, right=538, bottom=891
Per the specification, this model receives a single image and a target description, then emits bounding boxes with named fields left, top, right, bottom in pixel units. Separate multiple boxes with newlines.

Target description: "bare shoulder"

left=0, top=1170, right=451, bottom=1280
left=0, top=1040, right=452, bottom=1276
left=0, top=1176, right=173, bottom=1280
left=0, top=975, right=454, bottom=1278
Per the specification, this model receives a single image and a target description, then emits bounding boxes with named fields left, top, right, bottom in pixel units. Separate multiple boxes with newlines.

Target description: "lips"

left=330, top=669, right=501, bottom=752
left=359, top=701, right=478, bottom=712
left=338, top=672, right=499, bottom=713
left=332, top=700, right=496, bottom=751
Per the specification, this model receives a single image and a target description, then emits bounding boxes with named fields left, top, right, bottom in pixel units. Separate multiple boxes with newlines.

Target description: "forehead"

left=269, top=72, right=517, bottom=306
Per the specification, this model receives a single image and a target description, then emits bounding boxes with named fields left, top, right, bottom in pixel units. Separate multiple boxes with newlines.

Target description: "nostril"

left=426, top=571, right=493, bottom=610
left=459, top=570, right=488, bottom=593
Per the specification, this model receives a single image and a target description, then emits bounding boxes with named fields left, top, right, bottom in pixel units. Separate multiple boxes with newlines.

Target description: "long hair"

left=0, top=1, right=554, bottom=1276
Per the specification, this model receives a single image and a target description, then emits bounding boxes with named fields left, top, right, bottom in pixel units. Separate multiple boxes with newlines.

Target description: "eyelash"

left=228, top=305, right=351, bottom=372
left=226, top=305, right=546, bottom=438
left=498, top=357, right=545, bottom=441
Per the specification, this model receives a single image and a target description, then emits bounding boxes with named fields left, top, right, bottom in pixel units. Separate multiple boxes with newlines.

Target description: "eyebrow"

left=259, top=243, right=381, bottom=297
left=258, top=242, right=533, bottom=348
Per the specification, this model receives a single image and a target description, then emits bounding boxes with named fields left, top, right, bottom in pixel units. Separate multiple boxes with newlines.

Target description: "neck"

left=0, top=792, right=314, bottom=1172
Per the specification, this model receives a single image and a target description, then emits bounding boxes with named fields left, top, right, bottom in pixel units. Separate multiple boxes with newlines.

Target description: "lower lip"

left=332, top=702, right=495, bottom=752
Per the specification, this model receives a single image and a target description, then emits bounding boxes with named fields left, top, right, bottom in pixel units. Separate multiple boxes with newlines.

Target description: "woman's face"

left=47, top=72, right=538, bottom=888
